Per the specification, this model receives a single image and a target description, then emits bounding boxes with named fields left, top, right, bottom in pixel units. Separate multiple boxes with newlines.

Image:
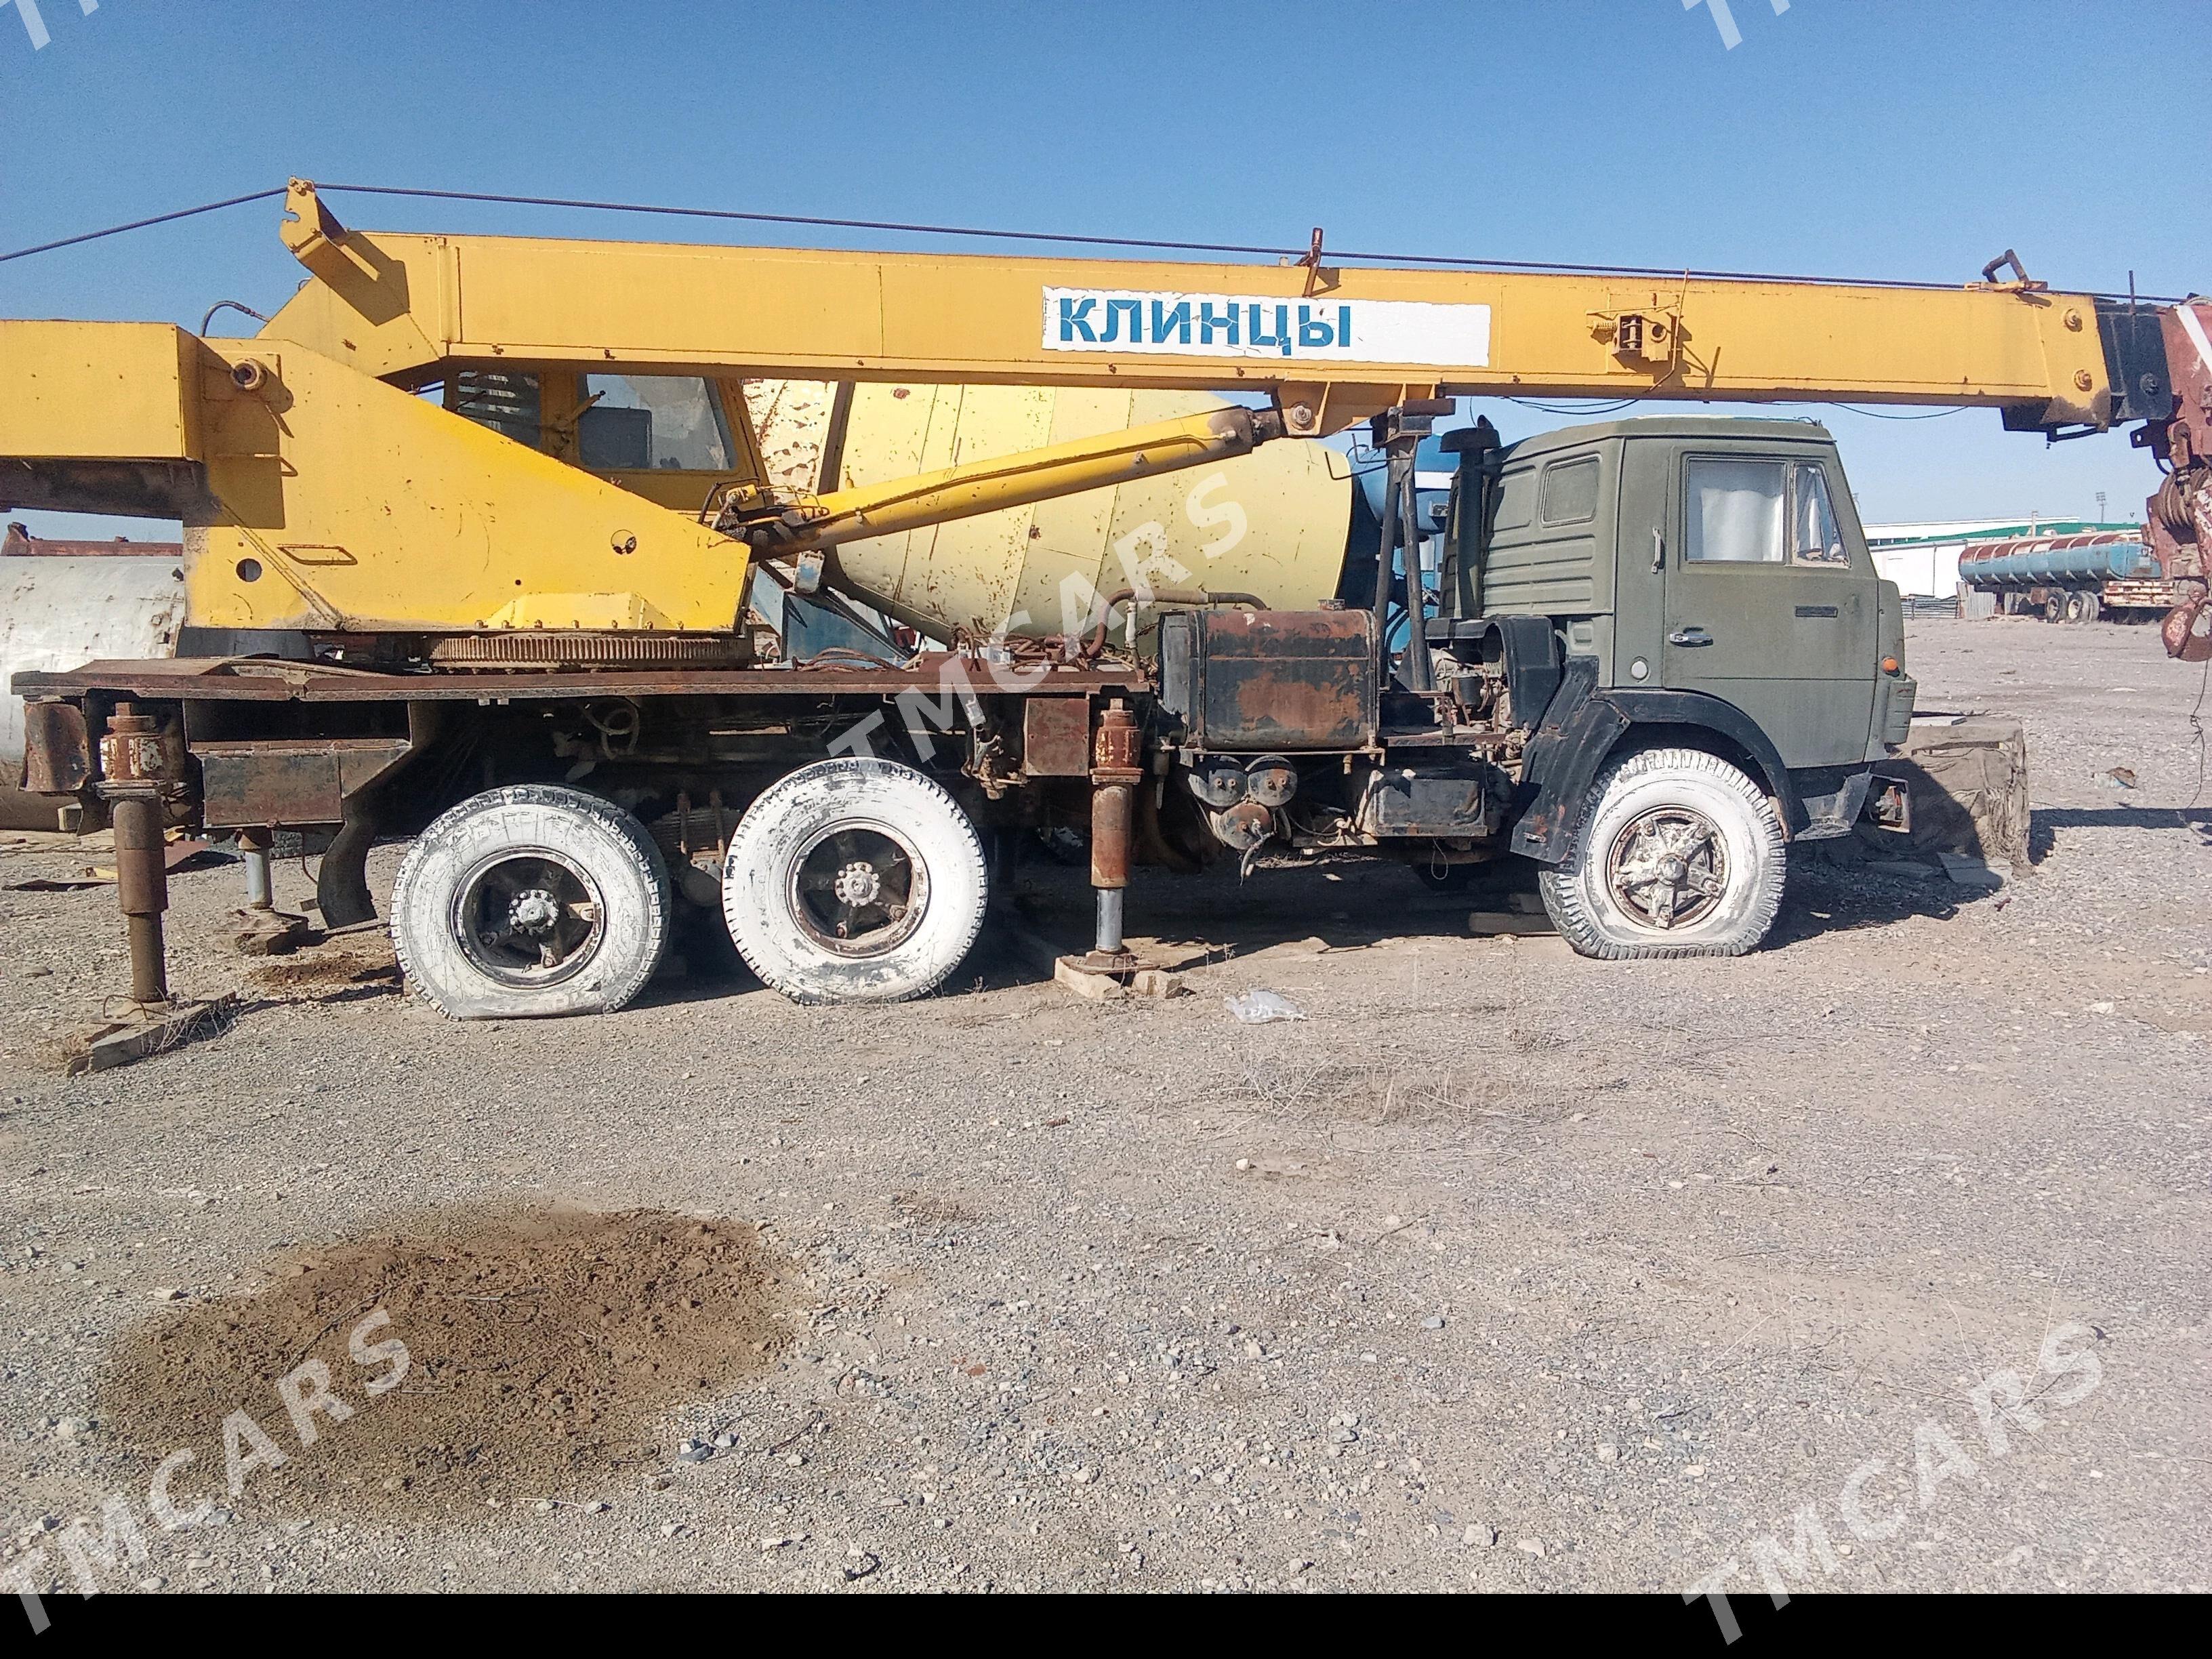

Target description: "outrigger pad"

left=1862, top=716, right=2032, bottom=874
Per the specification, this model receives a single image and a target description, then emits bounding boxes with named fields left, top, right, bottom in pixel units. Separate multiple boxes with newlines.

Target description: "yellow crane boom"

left=268, top=182, right=2113, bottom=428
left=0, top=179, right=2186, bottom=651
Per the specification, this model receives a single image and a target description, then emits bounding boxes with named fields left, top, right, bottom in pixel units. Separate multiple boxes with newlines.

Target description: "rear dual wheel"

left=720, top=758, right=988, bottom=1004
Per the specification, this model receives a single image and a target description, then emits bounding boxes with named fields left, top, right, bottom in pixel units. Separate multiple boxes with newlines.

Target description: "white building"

left=1862, top=517, right=2133, bottom=598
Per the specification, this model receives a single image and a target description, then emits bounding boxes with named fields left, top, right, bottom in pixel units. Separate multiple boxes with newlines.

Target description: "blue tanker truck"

left=1959, top=530, right=2188, bottom=623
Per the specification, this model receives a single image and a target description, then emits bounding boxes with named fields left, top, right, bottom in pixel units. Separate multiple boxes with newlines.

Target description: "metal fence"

left=1902, top=594, right=1961, bottom=619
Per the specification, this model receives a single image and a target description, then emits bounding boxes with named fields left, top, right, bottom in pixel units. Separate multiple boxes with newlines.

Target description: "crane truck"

left=6, top=182, right=2206, bottom=1016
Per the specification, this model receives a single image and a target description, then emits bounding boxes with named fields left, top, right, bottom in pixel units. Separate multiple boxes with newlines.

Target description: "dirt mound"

left=245, top=937, right=400, bottom=995
left=97, top=1207, right=793, bottom=1518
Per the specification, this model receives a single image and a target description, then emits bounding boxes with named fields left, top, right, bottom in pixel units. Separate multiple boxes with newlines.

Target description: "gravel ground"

left=1, top=615, right=2207, bottom=1603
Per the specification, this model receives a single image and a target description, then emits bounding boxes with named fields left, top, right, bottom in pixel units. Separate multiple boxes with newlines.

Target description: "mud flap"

left=1796, top=769, right=1875, bottom=840
left=314, top=701, right=449, bottom=928
left=316, top=806, right=382, bottom=929
left=1511, top=663, right=1628, bottom=864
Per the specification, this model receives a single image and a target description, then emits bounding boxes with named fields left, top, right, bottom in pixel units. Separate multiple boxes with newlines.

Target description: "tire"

left=2077, top=591, right=2101, bottom=624
left=1538, top=746, right=1786, bottom=960
left=721, top=758, right=987, bottom=1004
left=2063, top=593, right=2087, bottom=624
left=391, top=785, right=670, bottom=1019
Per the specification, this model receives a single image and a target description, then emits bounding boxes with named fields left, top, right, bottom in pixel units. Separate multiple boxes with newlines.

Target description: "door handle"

left=1668, top=628, right=1713, bottom=647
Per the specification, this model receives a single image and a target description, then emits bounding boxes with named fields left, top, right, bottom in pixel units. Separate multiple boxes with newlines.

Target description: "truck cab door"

left=1663, top=449, right=1876, bottom=768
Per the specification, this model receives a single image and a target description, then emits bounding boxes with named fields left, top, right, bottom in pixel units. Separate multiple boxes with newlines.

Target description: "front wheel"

left=721, top=758, right=988, bottom=1004
left=1538, top=747, right=1786, bottom=960
left=392, top=785, right=671, bottom=1019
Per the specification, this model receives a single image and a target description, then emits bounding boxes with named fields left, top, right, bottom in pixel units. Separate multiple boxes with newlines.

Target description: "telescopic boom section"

left=0, top=179, right=2195, bottom=647
left=272, top=181, right=2123, bottom=437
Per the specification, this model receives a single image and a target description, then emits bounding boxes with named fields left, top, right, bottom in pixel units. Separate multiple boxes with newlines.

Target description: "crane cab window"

left=446, top=371, right=542, bottom=447
left=577, top=375, right=735, bottom=472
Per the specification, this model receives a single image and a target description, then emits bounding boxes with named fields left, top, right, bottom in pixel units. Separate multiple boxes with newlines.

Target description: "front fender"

left=1511, top=682, right=1807, bottom=863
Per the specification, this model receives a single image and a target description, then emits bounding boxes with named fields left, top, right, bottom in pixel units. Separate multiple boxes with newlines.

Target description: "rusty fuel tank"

left=1156, top=607, right=1380, bottom=752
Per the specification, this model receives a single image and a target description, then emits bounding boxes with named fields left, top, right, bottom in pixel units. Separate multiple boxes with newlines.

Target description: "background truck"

left=1959, top=529, right=2196, bottom=624
left=7, top=183, right=2204, bottom=1015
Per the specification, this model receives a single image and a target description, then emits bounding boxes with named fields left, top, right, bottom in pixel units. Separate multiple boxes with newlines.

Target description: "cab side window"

left=1539, top=457, right=1600, bottom=525
left=447, top=371, right=542, bottom=447
left=1789, top=462, right=1849, bottom=565
left=1492, top=466, right=1537, bottom=532
left=1685, top=458, right=1784, bottom=562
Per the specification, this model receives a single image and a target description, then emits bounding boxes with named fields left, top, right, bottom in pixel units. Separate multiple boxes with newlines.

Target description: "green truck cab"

left=1159, top=414, right=1917, bottom=960
left=1470, top=416, right=1913, bottom=771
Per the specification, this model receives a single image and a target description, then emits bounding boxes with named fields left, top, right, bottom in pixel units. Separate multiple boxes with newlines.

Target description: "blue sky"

left=3, top=0, right=2200, bottom=538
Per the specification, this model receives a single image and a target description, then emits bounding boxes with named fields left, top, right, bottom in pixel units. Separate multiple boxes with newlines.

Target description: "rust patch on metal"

left=1193, top=609, right=1378, bottom=751
left=1020, top=696, right=1090, bottom=777
left=20, top=699, right=89, bottom=794
left=194, top=736, right=412, bottom=828
left=1091, top=701, right=1142, bottom=775
left=1088, top=701, right=1141, bottom=888
left=1, top=525, right=184, bottom=558
left=2164, top=595, right=2212, bottom=663
left=1090, top=781, right=1134, bottom=888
